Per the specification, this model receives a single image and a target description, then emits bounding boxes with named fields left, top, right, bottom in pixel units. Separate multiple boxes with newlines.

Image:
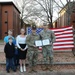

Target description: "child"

left=4, top=37, right=16, bottom=73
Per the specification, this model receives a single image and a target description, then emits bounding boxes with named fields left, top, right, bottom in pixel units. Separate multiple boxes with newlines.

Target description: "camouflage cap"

left=32, top=25, right=37, bottom=30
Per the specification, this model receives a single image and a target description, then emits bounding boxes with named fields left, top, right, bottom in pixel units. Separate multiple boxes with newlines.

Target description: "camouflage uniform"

left=40, top=29, right=55, bottom=65
left=26, top=33, right=40, bottom=69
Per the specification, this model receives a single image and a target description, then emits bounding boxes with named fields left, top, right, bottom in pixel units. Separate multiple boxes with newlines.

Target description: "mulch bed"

left=0, top=44, right=75, bottom=72
left=0, top=64, right=75, bottom=72
left=0, top=52, right=75, bottom=72
left=0, top=51, right=75, bottom=63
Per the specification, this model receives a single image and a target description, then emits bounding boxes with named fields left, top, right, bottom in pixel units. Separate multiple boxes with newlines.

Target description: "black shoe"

left=13, top=69, right=16, bottom=72
left=28, top=69, right=33, bottom=73
left=7, top=70, right=10, bottom=73
left=32, top=70, right=37, bottom=73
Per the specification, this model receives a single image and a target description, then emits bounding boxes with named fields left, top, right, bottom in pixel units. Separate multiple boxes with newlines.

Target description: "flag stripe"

left=54, top=41, right=74, bottom=45
left=55, top=40, right=73, bottom=42
left=53, top=45, right=74, bottom=48
left=55, top=32, right=73, bottom=36
left=51, top=27, right=72, bottom=31
left=55, top=34, right=73, bottom=38
left=56, top=38, right=73, bottom=41
left=55, top=30, right=73, bottom=34
left=54, top=47, right=74, bottom=50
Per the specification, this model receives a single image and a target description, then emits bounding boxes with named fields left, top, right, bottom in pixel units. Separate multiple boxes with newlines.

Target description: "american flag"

left=27, top=26, right=74, bottom=50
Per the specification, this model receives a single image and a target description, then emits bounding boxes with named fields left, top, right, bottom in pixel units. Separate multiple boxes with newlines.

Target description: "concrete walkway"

left=0, top=70, right=75, bottom=75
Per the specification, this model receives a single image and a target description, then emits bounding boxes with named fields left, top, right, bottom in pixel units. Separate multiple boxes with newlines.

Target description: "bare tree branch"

left=60, top=0, right=65, bottom=6
left=53, top=0, right=63, bottom=8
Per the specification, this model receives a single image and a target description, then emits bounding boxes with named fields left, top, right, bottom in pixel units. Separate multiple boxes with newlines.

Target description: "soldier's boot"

left=44, top=64, right=53, bottom=71
left=41, top=65, right=48, bottom=71
left=41, top=65, right=45, bottom=71
left=28, top=67, right=33, bottom=73
left=42, top=58, right=48, bottom=71
left=32, top=66, right=37, bottom=72
left=48, top=57, right=53, bottom=71
left=47, top=65, right=53, bottom=71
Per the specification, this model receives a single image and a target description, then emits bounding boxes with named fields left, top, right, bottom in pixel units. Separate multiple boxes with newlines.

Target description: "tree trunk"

left=21, top=19, right=23, bottom=28
left=48, top=21, right=53, bottom=28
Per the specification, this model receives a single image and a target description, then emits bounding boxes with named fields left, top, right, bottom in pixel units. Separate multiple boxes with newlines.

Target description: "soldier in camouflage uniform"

left=26, top=25, right=40, bottom=73
left=40, top=23, right=55, bottom=71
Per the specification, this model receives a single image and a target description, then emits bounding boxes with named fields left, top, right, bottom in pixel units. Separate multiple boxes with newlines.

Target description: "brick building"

left=0, top=1, right=21, bottom=39
left=53, top=2, right=75, bottom=28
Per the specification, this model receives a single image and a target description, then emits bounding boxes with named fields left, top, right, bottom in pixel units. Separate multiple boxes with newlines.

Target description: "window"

left=5, top=11, right=8, bottom=13
left=5, top=21, right=8, bottom=24
left=73, top=21, right=75, bottom=23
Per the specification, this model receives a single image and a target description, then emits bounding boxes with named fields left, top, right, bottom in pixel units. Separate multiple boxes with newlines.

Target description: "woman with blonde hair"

left=16, top=28, right=28, bottom=72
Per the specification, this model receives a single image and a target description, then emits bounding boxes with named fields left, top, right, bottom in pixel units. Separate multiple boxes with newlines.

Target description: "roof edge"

left=0, top=1, right=20, bottom=13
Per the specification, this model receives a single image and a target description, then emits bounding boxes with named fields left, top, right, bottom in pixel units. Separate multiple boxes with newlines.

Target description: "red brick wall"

left=56, top=11, right=75, bottom=28
left=70, top=12, right=75, bottom=29
left=1, top=4, right=20, bottom=39
left=12, top=5, right=20, bottom=37
left=0, top=5, right=2, bottom=39
left=2, top=5, right=13, bottom=39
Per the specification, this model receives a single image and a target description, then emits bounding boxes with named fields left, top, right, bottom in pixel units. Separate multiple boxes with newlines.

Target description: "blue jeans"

left=14, top=55, right=19, bottom=67
left=6, top=58, right=16, bottom=71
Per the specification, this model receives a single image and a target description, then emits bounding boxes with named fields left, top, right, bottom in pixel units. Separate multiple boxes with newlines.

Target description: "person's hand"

left=33, top=45, right=37, bottom=48
left=49, top=42, right=52, bottom=45
left=22, top=49, right=26, bottom=51
left=20, top=48, right=24, bottom=51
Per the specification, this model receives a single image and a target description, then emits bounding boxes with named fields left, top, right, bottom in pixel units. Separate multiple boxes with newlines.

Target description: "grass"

left=0, top=40, right=4, bottom=43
